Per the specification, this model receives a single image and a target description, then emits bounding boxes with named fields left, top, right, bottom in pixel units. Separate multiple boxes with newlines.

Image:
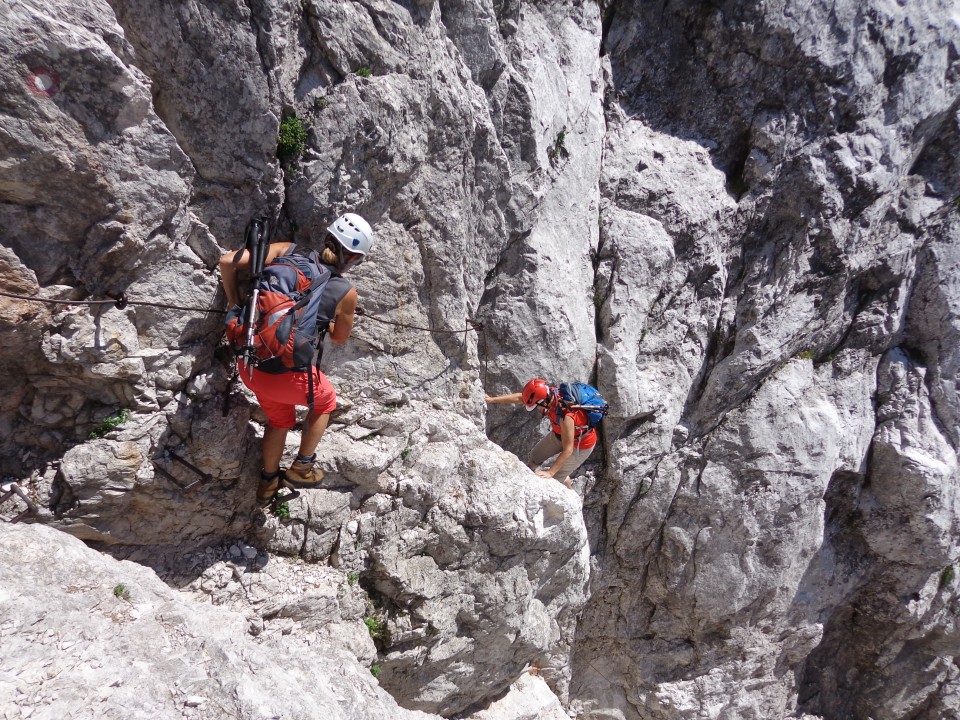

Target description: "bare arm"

left=536, top=414, right=576, bottom=478
left=329, top=287, right=358, bottom=344
left=218, top=242, right=293, bottom=307
left=485, top=392, right=523, bottom=405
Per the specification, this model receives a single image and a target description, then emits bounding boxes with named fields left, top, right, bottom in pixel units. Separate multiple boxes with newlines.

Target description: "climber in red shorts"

left=220, top=213, right=373, bottom=505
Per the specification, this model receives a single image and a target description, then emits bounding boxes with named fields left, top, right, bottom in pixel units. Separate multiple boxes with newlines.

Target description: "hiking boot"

left=256, top=473, right=282, bottom=506
left=283, top=460, right=325, bottom=489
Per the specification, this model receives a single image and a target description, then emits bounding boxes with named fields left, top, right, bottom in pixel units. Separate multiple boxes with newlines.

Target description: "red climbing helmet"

left=522, top=378, right=550, bottom=411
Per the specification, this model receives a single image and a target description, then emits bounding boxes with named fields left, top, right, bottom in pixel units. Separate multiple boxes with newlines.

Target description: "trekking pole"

left=240, top=220, right=258, bottom=376
left=242, top=218, right=270, bottom=380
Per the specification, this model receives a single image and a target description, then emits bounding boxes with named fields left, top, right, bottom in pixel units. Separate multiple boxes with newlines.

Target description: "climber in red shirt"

left=485, top=378, right=599, bottom=488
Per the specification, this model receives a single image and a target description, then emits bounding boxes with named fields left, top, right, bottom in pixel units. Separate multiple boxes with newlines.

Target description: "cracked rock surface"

left=2, top=0, right=960, bottom=718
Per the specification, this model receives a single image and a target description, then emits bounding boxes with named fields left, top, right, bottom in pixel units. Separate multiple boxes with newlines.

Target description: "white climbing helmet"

left=328, top=212, right=374, bottom=256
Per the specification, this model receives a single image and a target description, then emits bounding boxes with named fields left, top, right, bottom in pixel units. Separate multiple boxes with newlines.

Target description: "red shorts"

left=239, top=363, right=337, bottom=429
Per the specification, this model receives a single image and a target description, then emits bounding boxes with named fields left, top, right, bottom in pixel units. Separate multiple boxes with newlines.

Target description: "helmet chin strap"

left=338, top=246, right=365, bottom=272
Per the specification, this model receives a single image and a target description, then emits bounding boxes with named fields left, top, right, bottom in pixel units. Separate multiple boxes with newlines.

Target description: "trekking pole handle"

left=237, top=216, right=272, bottom=380
left=251, top=219, right=269, bottom=278
left=258, top=219, right=271, bottom=272
left=244, top=219, right=270, bottom=379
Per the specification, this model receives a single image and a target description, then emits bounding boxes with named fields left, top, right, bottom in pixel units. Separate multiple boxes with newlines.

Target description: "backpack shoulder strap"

left=315, top=276, right=353, bottom=327
left=266, top=242, right=319, bottom=262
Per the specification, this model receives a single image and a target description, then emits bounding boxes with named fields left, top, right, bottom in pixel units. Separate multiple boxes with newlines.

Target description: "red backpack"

left=225, top=246, right=331, bottom=374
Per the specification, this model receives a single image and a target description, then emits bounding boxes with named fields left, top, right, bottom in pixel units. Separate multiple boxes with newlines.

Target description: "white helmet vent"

left=328, top=213, right=373, bottom=255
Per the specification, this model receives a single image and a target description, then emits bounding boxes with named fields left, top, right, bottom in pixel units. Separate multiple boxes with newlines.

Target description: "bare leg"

left=299, top=412, right=331, bottom=457
left=262, top=425, right=289, bottom=473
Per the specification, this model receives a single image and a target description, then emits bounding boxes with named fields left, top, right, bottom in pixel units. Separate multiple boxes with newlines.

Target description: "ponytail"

left=321, top=246, right=338, bottom=265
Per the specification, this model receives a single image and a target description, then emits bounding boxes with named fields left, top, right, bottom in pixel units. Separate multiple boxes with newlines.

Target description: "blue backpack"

left=557, top=382, right=609, bottom=429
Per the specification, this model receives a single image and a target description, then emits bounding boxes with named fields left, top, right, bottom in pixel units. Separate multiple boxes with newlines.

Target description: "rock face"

left=570, top=2, right=960, bottom=718
left=247, top=397, right=590, bottom=715
left=0, top=522, right=436, bottom=720
left=1, top=0, right=959, bottom=719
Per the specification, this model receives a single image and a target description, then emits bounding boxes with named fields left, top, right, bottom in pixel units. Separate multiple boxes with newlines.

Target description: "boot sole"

left=281, top=470, right=326, bottom=489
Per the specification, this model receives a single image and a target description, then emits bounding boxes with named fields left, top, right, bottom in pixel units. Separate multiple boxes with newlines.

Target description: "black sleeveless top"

left=315, top=275, right=352, bottom=365
left=316, top=275, right=353, bottom=330
left=284, top=245, right=353, bottom=366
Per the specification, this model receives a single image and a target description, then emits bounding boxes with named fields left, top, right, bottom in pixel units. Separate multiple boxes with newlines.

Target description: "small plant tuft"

left=113, top=583, right=130, bottom=600
left=347, top=571, right=359, bottom=585
left=277, top=115, right=307, bottom=164
left=90, top=409, right=129, bottom=439
left=365, top=616, right=387, bottom=640
left=593, top=288, right=604, bottom=309
left=272, top=501, right=290, bottom=519
left=548, top=128, right=569, bottom=166
left=356, top=67, right=373, bottom=78
left=401, top=447, right=411, bottom=460
left=799, top=350, right=815, bottom=361
left=314, top=97, right=328, bottom=111
left=940, top=565, right=955, bottom=590
left=370, top=663, right=382, bottom=678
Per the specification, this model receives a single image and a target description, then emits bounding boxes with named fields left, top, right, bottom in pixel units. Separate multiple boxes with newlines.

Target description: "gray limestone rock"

left=2, top=0, right=960, bottom=718
left=0, top=522, right=435, bottom=720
